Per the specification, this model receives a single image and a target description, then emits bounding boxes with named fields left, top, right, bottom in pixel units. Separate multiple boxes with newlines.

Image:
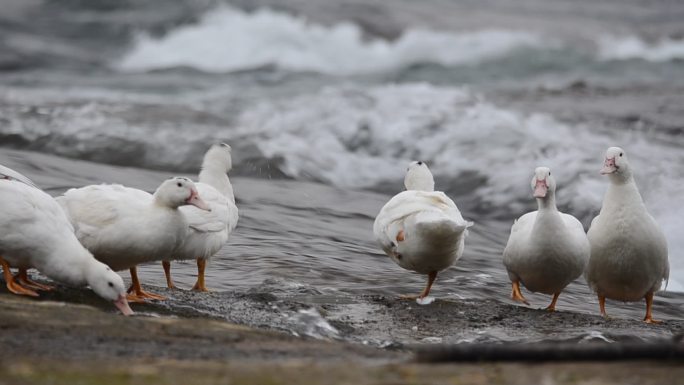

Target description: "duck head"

left=404, top=161, right=435, bottom=192
left=600, top=147, right=631, bottom=180
left=202, top=142, right=233, bottom=173
left=86, top=261, right=133, bottom=316
left=531, top=166, right=556, bottom=199
left=154, top=177, right=210, bottom=210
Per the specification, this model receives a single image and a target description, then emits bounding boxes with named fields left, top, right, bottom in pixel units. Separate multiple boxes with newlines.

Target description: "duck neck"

left=41, top=240, right=91, bottom=286
left=536, top=191, right=558, bottom=212
left=200, top=163, right=235, bottom=203
left=152, top=192, right=183, bottom=210
left=533, top=193, right=563, bottom=232
left=603, top=174, right=644, bottom=212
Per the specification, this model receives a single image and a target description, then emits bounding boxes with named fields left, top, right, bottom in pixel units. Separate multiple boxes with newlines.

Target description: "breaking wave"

left=117, top=6, right=548, bottom=75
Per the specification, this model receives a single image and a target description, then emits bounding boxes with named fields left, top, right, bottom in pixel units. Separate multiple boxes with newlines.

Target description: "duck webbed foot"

left=126, top=266, right=166, bottom=302
left=401, top=271, right=437, bottom=300
left=545, top=292, right=560, bottom=312
left=191, top=258, right=209, bottom=292
left=14, top=268, right=54, bottom=291
left=510, top=281, right=530, bottom=305
left=0, top=258, right=38, bottom=297
left=643, top=292, right=661, bottom=324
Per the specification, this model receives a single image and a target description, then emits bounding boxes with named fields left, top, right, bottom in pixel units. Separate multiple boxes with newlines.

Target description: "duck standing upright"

left=162, top=143, right=239, bottom=291
left=373, top=161, right=472, bottom=300
left=585, top=147, right=669, bottom=323
left=58, top=177, right=210, bottom=302
left=503, top=167, right=590, bottom=311
left=0, top=164, right=133, bottom=315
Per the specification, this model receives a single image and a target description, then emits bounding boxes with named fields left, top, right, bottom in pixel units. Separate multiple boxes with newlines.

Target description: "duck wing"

left=0, top=164, right=39, bottom=189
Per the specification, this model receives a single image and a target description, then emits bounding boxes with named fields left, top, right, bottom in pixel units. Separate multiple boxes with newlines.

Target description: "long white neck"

left=37, top=238, right=92, bottom=287
left=404, top=172, right=435, bottom=192
left=199, top=161, right=235, bottom=204
left=532, top=191, right=563, bottom=235
left=602, top=174, right=645, bottom=214
left=536, top=190, right=558, bottom=211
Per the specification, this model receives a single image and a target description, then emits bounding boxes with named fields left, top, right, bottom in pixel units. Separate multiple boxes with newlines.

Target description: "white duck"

left=586, top=147, right=669, bottom=323
left=373, top=161, right=472, bottom=300
left=161, top=143, right=239, bottom=291
left=0, top=164, right=133, bottom=315
left=0, top=164, right=48, bottom=288
left=57, top=177, right=210, bottom=302
left=503, top=167, right=590, bottom=311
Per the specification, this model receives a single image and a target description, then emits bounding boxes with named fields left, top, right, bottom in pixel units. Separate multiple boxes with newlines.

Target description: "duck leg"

left=545, top=292, right=560, bottom=312
left=14, top=268, right=54, bottom=291
left=191, top=258, right=209, bottom=292
left=0, top=258, right=38, bottom=297
left=126, top=266, right=166, bottom=302
left=401, top=271, right=437, bottom=300
left=643, top=292, right=661, bottom=324
left=510, top=280, right=529, bottom=305
left=162, top=261, right=176, bottom=289
left=598, top=295, right=608, bottom=318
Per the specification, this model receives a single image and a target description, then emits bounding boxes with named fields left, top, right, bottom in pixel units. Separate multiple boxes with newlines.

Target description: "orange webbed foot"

left=6, top=279, right=39, bottom=297
left=545, top=293, right=560, bottom=312
left=191, top=258, right=209, bottom=292
left=510, top=281, right=530, bottom=305
left=127, top=266, right=166, bottom=302
left=15, top=269, right=54, bottom=292
left=1, top=259, right=39, bottom=297
left=191, top=281, right=209, bottom=292
left=126, top=289, right=166, bottom=302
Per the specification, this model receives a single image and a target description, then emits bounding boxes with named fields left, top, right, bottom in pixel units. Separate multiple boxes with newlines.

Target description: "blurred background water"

left=0, top=0, right=682, bottom=341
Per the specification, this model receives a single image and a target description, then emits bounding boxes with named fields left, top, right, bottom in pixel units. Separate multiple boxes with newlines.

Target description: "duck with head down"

left=374, top=161, right=472, bottom=301
left=0, top=164, right=132, bottom=315
left=586, top=147, right=669, bottom=323
left=503, top=167, right=590, bottom=311
left=57, top=176, right=210, bottom=302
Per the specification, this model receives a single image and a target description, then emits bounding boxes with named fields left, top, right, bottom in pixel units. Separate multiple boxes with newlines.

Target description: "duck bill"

left=600, top=157, right=617, bottom=175
left=186, top=189, right=211, bottom=211
left=533, top=179, right=547, bottom=198
left=114, top=295, right=134, bottom=316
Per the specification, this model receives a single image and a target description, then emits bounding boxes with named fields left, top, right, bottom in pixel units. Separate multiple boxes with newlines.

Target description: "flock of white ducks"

left=374, top=147, right=669, bottom=323
left=0, top=145, right=671, bottom=323
left=0, top=143, right=237, bottom=314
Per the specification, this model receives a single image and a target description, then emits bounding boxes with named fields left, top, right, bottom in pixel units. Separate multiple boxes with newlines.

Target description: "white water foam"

left=118, top=6, right=547, bottom=75
left=598, top=36, right=684, bottom=62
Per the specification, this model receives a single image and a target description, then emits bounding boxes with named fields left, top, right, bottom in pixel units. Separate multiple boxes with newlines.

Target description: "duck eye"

left=548, top=172, right=551, bottom=176
left=417, top=161, right=423, bottom=166
left=108, top=282, right=114, bottom=287
left=619, top=153, right=623, bottom=157
left=177, top=182, right=182, bottom=187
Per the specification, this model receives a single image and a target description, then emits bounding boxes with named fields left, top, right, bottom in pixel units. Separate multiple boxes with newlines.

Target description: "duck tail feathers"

left=415, top=213, right=472, bottom=238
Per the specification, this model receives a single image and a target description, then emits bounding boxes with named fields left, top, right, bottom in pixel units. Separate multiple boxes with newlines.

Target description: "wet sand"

left=1, top=294, right=683, bottom=385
